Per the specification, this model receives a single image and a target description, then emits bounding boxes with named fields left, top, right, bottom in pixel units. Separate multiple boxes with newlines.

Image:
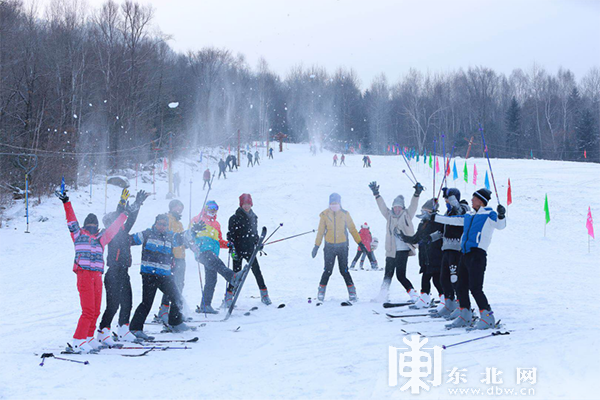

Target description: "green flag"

left=429, top=152, right=433, bottom=168
left=463, top=161, right=468, bottom=182
left=544, top=194, right=550, bottom=224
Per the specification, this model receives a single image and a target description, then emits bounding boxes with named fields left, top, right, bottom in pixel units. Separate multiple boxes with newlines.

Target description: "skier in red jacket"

left=349, top=223, right=378, bottom=270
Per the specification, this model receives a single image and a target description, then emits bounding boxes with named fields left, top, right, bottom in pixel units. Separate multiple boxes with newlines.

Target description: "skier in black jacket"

left=226, top=193, right=271, bottom=306
left=98, top=189, right=149, bottom=343
left=400, top=198, right=443, bottom=309
left=218, top=159, right=227, bottom=179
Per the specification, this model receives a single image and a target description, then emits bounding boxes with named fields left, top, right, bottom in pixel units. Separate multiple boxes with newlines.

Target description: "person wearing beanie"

left=98, top=189, right=149, bottom=346
left=349, top=222, right=378, bottom=270
left=312, top=193, right=366, bottom=302
left=55, top=188, right=131, bottom=354
left=368, top=181, right=424, bottom=303
left=155, top=198, right=187, bottom=325
left=226, top=193, right=271, bottom=307
left=430, top=187, right=470, bottom=319
left=400, top=198, right=444, bottom=309
left=432, top=187, right=506, bottom=330
left=189, top=201, right=244, bottom=314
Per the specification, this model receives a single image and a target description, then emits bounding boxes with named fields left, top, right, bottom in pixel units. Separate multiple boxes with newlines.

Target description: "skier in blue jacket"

left=432, top=188, right=506, bottom=330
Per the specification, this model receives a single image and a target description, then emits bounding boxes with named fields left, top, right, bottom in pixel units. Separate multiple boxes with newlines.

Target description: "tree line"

left=1, top=0, right=598, bottom=204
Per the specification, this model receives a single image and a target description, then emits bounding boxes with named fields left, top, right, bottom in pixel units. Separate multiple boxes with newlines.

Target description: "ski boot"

left=131, top=330, right=155, bottom=341
left=116, top=324, right=138, bottom=342
left=372, top=280, right=390, bottom=303
left=317, top=285, right=327, bottom=301
left=222, top=291, right=233, bottom=309
left=370, top=260, right=379, bottom=271
left=468, top=309, right=495, bottom=330
left=197, top=304, right=219, bottom=314
left=430, top=295, right=445, bottom=313
left=431, top=298, right=457, bottom=318
left=230, top=271, right=244, bottom=291
left=97, top=328, right=121, bottom=348
left=260, top=289, right=272, bottom=305
left=66, top=338, right=98, bottom=354
left=349, top=260, right=357, bottom=271
left=347, top=284, right=358, bottom=302
left=445, top=308, right=473, bottom=329
left=407, top=288, right=419, bottom=303
left=87, top=336, right=108, bottom=351
left=444, top=306, right=461, bottom=321
left=410, top=292, right=431, bottom=309
left=359, top=260, right=365, bottom=270
left=154, top=304, right=170, bottom=324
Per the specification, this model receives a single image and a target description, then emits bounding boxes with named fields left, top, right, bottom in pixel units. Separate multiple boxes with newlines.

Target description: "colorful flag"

left=587, top=207, right=595, bottom=238
left=446, top=160, right=451, bottom=177
left=416, top=153, right=419, bottom=162
left=429, top=152, right=433, bottom=168
left=507, top=179, right=512, bottom=206
left=424, top=151, right=427, bottom=164
left=484, top=171, right=490, bottom=190
left=453, top=161, right=458, bottom=181
left=544, top=194, right=550, bottom=224
left=530, top=149, right=533, bottom=158
left=473, top=164, right=478, bottom=185
left=163, top=157, right=168, bottom=171
left=463, top=161, right=468, bottom=182
left=61, top=175, right=65, bottom=194
left=435, top=157, right=440, bottom=173
left=584, top=150, right=587, bottom=159
left=359, top=143, right=362, bottom=150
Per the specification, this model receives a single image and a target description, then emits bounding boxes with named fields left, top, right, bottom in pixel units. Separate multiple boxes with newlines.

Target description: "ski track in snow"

left=1, top=144, right=599, bottom=399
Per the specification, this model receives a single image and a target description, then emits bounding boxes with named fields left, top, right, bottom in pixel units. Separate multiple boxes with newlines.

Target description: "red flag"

left=587, top=207, right=595, bottom=239
left=584, top=150, right=587, bottom=159
left=163, top=157, right=168, bottom=171
left=228, top=145, right=231, bottom=154
left=446, top=160, right=451, bottom=177
left=507, top=178, right=512, bottom=206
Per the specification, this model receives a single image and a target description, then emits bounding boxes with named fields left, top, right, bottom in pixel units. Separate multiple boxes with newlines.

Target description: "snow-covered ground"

left=0, top=144, right=598, bottom=400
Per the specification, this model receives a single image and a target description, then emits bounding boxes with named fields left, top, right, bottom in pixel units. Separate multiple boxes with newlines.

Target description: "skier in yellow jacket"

left=312, top=193, right=367, bottom=302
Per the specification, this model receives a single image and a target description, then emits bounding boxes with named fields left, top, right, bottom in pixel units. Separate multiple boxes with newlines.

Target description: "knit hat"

left=473, top=188, right=492, bottom=206
left=417, top=198, right=436, bottom=219
left=361, top=222, right=369, bottom=229
left=84, top=213, right=98, bottom=226
left=155, top=214, right=169, bottom=224
left=392, top=195, right=405, bottom=208
left=442, top=187, right=461, bottom=201
left=239, top=193, right=253, bottom=207
left=169, top=199, right=184, bottom=211
left=329, top=193, right=341, bottom=204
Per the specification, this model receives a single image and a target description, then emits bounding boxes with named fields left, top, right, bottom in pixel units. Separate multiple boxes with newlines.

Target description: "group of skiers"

left=57, top=187, right=269, bottom=354
left=312, top=181, right=506, bottom=330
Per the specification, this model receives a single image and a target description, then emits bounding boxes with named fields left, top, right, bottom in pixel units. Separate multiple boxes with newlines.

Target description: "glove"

left=413, top=182, right=424, bottom=196
left=191, top=221, right=206, bottom=235
left=119, top=189, right=131, bottom=207
left=227, top=241, right=234, bottom=249
left=54, top=190, right=69, bottom=204
left=447, top=195, right=460, bottom=209
left=497, top=204, right=506, bottom=219
left=368, top=181, right=380, bottom=196
left=135, top=190, right=149, bottom=206
left=125, top=201, right=140, bottom=215
left=311, top=245, right=319, bottom=258
left=358, top=242, right=368, bottom=253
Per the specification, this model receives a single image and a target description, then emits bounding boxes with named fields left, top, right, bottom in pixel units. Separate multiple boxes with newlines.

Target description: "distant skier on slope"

left=190, top=201, right=243, bottom=314
left=400, top=198, right=444, bottom=309
left=254, top=150, right=260, bottom=166
left=368, top=181, right=423, bottom=303
left=349, top=222, right=378, bottom=270
left=312, top=193, right=367, bottom=302
left=98, top=189, right=149, bottom=345
left=218, top=158, right=227, bottom=180
left=432, top=188, right=506, bottom=330
left=268, top=148, right=274, bottom=159
left=247, top=152, right=253, bottom=167
left=333, top=154, right=338, bottom=166
left=203, top=168, right=211, bottom=190
left=56, top=188, right=130, bottom=354
left=340, top=154, right=346, bottom=166
left=226, top=193, right=271, bottom=307
left=362, top=155, right=368, bottom=168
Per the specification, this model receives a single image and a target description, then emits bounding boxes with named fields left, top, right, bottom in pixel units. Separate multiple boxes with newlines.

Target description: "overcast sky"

left=37, top=0, right=600, bottom=87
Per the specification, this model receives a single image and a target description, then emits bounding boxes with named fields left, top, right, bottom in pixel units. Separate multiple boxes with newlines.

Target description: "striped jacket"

left=190, top=212, right=228, bottom=257
left=63, top=202, right=126, bottom=273
left=435, top=207, right=506, bottom=254
left=130, top=228, right=185, bottom=276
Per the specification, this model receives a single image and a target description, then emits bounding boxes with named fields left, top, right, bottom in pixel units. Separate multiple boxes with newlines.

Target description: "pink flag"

left=473, top=164, right=478, bottom=185
left=435, top=157, right=440, bottom=173
left=587, top=207, right=595, bottom=239
left=163, top=157, right=168, bottom=171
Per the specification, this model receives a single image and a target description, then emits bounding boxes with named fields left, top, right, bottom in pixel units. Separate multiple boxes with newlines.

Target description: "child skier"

left=312, top=193, right=366, bottom=302
left=349, top=223, right=378, bottom=270
left=98, top=189, right=149, bottom=345
left=332, top=154, right=338, bottom=166
left=226, top=193, right=271, bottom=306
left=432, top=188, right=506, bottom=329
left=368, top=181, right=423, bottom=303
left=128, top=214, right=202, bottom=340
left=190, top=201, right=243, bottom=314
left=400, top=198, right=444, bottom=309
left=56, top=189, right=130, bottom=354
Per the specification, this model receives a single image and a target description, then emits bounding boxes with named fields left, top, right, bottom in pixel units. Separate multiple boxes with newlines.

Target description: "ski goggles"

left=205, top=201, right=219, bottom=213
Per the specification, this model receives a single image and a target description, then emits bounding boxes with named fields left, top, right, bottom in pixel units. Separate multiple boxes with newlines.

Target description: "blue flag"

left=61, top=175, right=65, bottom=194
left=484, top=171, right=490, bottom=190
left=453, top=161, right=458, bottom=180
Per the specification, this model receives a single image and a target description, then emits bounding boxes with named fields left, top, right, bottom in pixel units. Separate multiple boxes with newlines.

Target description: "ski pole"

left=400, top=151, right=418, bottom=183
left=39, top=353, right=89, bottom=366
left=197, top=261, right=206, bottom=316
left=442, top=331, right=510, bottom=349
left=402, top=170, right=416, bottom=185
left=200, top=172, right=216, bottom=213
left=265, top=223, right=284, bottom=243
left=479, top=124, right=501, bottom=203
left=264, top=229, right=316, bottom=246
left=433, top=139, right=436, bottom=199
